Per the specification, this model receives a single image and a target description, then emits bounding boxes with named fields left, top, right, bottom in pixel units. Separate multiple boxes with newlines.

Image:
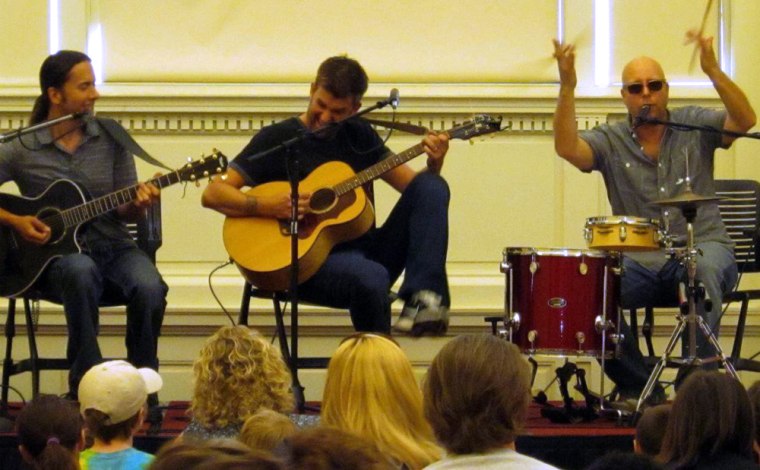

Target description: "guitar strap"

left=95, top=117, right=174, bottom=172
left=361, top=118, right=429, bottom=135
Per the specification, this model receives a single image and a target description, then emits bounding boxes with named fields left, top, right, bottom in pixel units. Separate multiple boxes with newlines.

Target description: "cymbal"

left=653, top=190, right=722, bottom=207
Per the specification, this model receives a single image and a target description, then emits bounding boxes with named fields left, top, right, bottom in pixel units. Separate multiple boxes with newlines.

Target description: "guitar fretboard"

left=47, top=171, right=182, bottom=229
left=333, top=142, right=425, bottom=196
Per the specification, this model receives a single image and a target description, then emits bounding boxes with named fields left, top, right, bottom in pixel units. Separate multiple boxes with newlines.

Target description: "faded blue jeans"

left=40, top=240, right=167, bottom=395
left=298, top=172, right=450, bottom=333
left=603, top=241, right=737, bottom=397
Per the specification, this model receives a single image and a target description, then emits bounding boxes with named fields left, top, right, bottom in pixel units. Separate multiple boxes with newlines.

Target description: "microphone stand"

left=0, top=112, right=85, bottom=144
left=244, top=92, right=397, bottom=413
left=638, top=115, right=760, bottom=140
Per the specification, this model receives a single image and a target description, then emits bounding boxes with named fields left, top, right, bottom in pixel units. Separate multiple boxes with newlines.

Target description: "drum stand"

left=635, top=205, right=738, bottom=414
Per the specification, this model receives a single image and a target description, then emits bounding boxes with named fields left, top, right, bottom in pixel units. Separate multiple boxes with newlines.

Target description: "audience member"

left=277, top=426, right=394, bottom=470
left=321, top=333, right=441, bottom=469
left=16, top=394, right=84, bottom=470
left=635, top=404, right=672, bottom=457
left=585, top=451, right=664, bottom=470
left=184, top=326, right=314, bottom=441
left=747, top=380, right=760, bottom=461
left=658, top=371, right=757, bottom=469
left=239, top=408, right=298, bottom=453
left=149, top=439, right=283, bottom=470
left=422, top=334, right=558, bottom=469
left=78, top=360, right=163, bottom=469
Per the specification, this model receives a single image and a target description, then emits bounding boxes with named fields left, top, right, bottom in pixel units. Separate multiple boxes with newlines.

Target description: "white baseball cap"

left=78, top=360, right=162, bottom=425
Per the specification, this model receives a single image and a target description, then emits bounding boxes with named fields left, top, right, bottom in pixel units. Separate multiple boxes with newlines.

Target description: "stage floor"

left=0, top=400, right=635, bottom=470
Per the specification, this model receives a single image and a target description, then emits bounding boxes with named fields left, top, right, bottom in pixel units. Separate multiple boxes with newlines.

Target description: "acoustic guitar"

left=224, top=115, right=501, bottom=291
left=0, top=150, right=228, bottom=297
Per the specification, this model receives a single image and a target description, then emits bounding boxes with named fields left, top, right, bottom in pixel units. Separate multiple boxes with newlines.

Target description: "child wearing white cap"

left=77, top=360, right=162, bottom=469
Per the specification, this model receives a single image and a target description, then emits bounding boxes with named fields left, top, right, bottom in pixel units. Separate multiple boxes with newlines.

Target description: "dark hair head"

left=16, top=394, right=83, bottom=470
left=151, top=439, right=283, bottom=470
left=635, top=404, right=671, bottom=456
left=585, top=451, right=664, bottom=470
left=314, top=56, right=368, bottom=103
left=31, top=50, right=91, bottom=124
left=423, top=334, right=531, bottom=454
left=747, top=380, right=760, bottom=445
left=83, top=408, right=141, bottom=444
left=658, top=371, right=754, bottom=467
left=277, top=426, right=393, bottom=470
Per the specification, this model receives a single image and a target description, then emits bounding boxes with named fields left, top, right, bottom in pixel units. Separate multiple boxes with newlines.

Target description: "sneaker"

left=393, top=290, right=449, bottom=337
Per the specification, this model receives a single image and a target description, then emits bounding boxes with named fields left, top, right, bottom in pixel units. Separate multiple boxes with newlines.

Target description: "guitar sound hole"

left=310, top=188, right=337, bottom=214
left=38, top=207, right=65, bottom=244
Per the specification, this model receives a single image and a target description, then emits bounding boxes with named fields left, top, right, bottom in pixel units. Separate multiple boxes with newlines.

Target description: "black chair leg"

left=1, top=299, right=17, bottom=415
left=24, top=298, right=41, bottom=397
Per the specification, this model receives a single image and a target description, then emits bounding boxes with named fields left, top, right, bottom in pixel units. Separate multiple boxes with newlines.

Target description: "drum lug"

left=610, top=333, right=624, bottom=344
left=499, top=260, right=511, bottom=273
left=594, top=315, right=615, bottom=334
left=527, top=329, right=537, bottom=349
left=619, top=225, right=628, bottom=241
left=505, top=312, right=521, bottom=332
left=583, top=227, right=592, bottom=243
left=575, top=331, right=586, bottom=353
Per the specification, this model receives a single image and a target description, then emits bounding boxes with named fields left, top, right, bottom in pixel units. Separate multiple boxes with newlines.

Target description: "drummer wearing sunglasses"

left=551, top=30, right=756, bottom=409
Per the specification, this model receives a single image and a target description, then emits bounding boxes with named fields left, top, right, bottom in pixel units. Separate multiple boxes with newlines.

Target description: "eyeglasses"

left=624, top=79, right=666, bottom=95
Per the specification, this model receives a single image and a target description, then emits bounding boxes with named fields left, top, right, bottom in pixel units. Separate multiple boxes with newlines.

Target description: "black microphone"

left=377, top=89, right=400, bottom=109
left=389, top=88, right=399, bottom=109
left=633, top=105, right=651, bottom=128
left=0, top=112, right=88, bottom=144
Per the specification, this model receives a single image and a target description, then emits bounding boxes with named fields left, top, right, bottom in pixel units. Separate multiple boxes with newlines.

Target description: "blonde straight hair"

left=321, top=334, right=442, bottom=469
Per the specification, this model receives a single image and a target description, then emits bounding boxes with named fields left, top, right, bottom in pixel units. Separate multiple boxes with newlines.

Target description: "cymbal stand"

left=636, top=205, right=738, bottom=413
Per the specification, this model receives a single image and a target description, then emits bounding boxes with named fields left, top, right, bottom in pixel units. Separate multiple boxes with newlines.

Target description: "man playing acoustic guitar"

left=0, top=51, right=167, bottom=400
left=202, top=55, right=451, bottom=336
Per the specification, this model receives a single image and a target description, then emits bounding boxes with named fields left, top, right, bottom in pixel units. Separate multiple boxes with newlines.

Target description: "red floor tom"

left=501, top=247, right=619, bottom=357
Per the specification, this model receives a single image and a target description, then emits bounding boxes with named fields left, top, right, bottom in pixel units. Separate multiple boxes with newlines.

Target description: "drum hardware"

left=538, top=361, right=598, bottom=424
left=585, top=216, right=662, bottom=252
left=636, top=189, right=738, bottom=413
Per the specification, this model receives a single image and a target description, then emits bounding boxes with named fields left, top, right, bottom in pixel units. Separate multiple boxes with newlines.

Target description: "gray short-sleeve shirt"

left=580, top=106, right=732, bottom=254
left=0, top=118, right=137, bottom=247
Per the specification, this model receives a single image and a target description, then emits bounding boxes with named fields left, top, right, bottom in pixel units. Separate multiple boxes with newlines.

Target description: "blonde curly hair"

left=190, top=326, right=294, bottom=428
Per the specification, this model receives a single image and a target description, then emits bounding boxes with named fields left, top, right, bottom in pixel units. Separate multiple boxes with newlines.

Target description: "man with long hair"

left=0, top=50, right=167, bottom=399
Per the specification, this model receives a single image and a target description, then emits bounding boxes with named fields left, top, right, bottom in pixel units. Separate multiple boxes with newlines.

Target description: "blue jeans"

left=604, top=242, right=737, bottom=396
left=40, top=240, right=167, bottom=394
left=298, top=172, right=450, bottom=332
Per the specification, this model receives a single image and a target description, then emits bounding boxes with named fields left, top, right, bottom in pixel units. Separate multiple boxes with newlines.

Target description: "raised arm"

left=687, top=30, right=757, bottom=146
left=552, top=39, right=595, bottom=171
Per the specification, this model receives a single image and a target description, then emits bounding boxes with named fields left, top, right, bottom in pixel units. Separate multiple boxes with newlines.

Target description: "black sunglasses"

left=624, top=79, right=666, bottom=95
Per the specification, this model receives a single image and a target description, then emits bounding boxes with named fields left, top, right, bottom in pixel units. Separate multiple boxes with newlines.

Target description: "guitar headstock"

left=447, top=115, right=503, bottom=141
left=179, top=149, right=229, bottom=183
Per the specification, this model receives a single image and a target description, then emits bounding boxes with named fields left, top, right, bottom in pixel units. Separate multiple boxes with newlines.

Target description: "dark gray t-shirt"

left=0, top=118, right=137, bottom=248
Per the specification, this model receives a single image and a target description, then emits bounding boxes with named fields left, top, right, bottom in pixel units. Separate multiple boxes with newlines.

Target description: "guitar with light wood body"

left=224, top=115, right=502, bottom=291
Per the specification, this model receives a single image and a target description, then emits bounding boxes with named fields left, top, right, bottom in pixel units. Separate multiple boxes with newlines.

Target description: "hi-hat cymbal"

left=653, top=190, right=722, bottom=207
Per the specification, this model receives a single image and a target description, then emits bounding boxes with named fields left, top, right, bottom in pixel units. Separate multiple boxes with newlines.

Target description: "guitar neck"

left=59, top=171, right=181, bottom=228
left=333, top=141, right=426, bottom=196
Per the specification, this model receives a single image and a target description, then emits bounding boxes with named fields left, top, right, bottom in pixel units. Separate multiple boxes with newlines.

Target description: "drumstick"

left=688, top=0, right=714, bottom=73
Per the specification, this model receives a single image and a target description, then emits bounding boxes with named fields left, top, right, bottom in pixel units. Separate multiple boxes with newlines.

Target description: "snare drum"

left=584, top=216, right=661, bottom=252
left=501, top=247, right=619, bottom=356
